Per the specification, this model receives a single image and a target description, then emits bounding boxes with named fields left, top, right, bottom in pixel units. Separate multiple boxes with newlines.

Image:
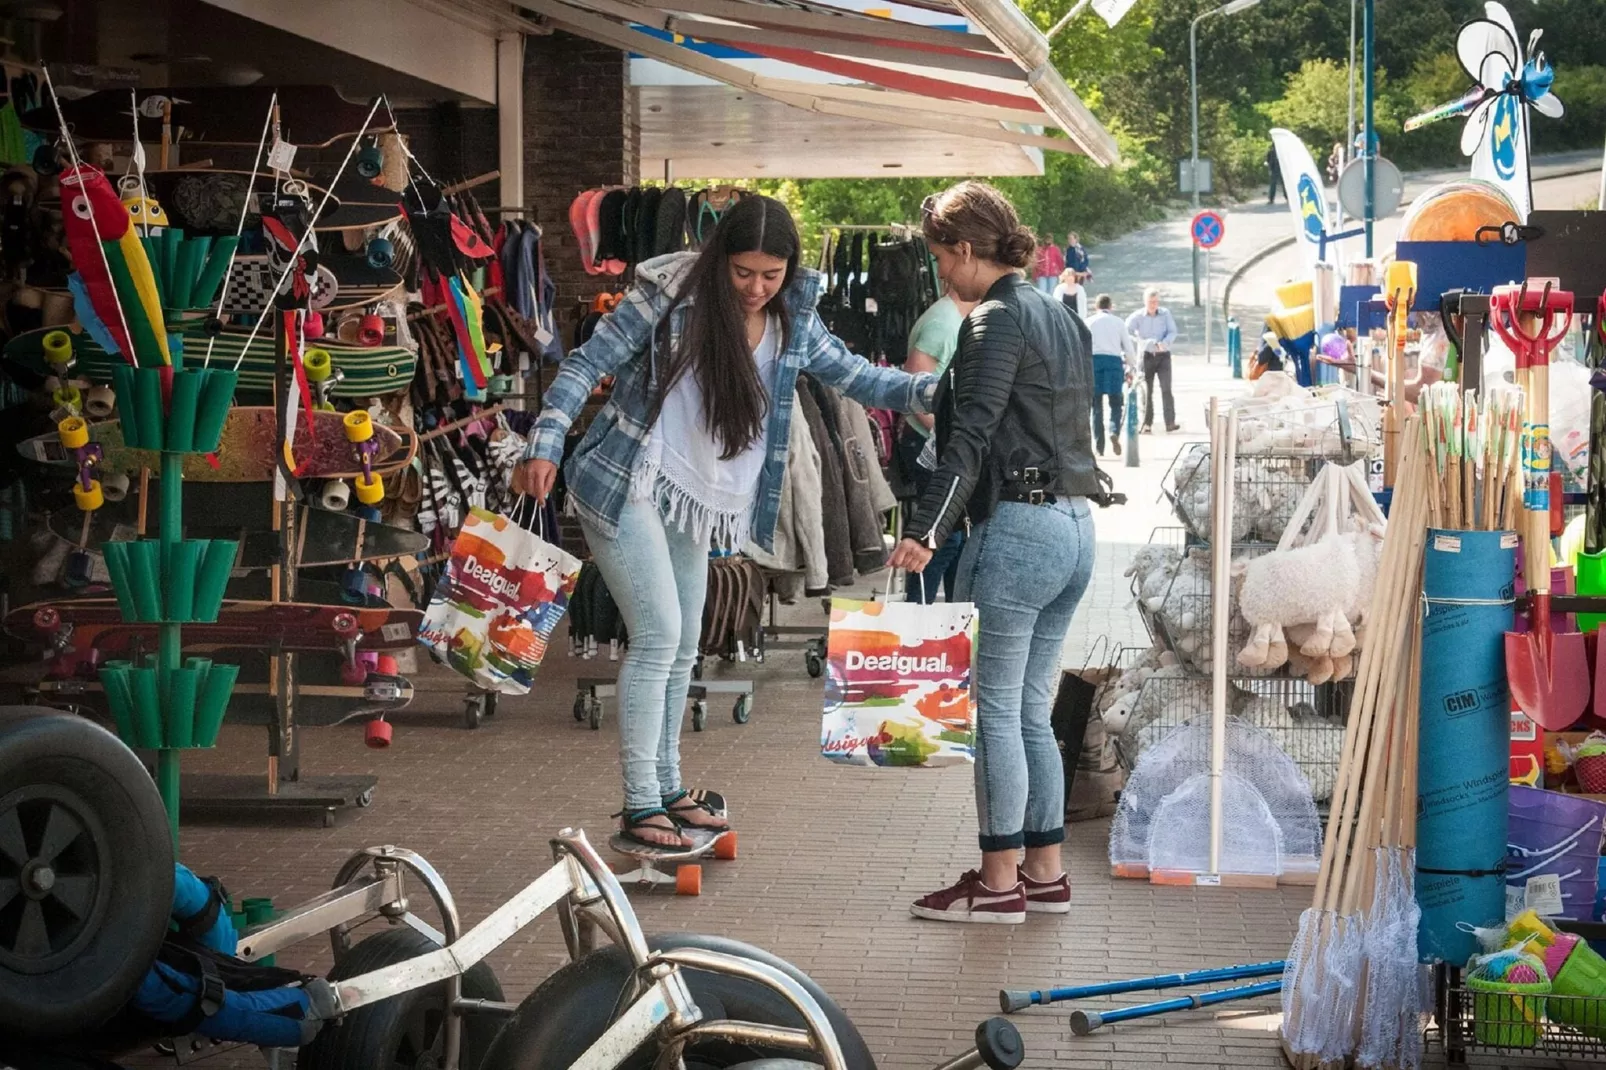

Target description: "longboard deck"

left=35, top=675, right=414, bottom=728
left=5, top=325, right=416, bottom=399
left=609, top=828, right=722, bottom=862
left=19, top=407, right=413, bottom=482
left=7, top=599, right=421, bottom=653
left=49, top=502, right=428, bottom=569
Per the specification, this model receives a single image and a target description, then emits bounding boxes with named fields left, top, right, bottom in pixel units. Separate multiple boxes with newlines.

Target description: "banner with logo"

left=419, top=505, right=581, bottom=695
left=1467, top=53, right=1532, bottom=218
left=821, top=597, right=978, bottom=767
left=1270, top=128, right=1332, bottom=275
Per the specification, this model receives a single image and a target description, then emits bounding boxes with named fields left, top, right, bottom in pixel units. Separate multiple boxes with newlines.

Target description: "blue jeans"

left=1033, top=276, right=1056, bottom=295
left=956, top=498, right=1095, bottom=852
left=906, top=530, right=966, bottom=603
left=580, top=496, right=709, bottom=811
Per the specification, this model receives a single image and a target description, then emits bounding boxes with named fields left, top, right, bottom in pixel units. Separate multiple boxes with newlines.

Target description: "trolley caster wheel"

left=691, top=659, right=703, bottom=681
left=732, top=695, right=752, bottom=724
left=588, top=699, right=602, bottom=730
left=483, top=692, right=499, bottom=718
left=323, top=809, right=336, bottom=828
left=464, top=695, right=484, bottom=730
left=691, top=700, right=707, bottom=732
left=356, top=789, right=374, bottom=808
left=805, top=651, right=823, bottom=678
left=675, top=864, right=702, bottom=896
left=572, top=693, right=587, bottom=722
left=713, top=830, right=738, bottom=861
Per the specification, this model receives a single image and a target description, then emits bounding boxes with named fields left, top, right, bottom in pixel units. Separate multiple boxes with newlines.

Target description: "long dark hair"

left=648, top=194, right=799, bottom=460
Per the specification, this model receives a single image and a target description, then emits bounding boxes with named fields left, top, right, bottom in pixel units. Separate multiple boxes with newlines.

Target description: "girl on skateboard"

left=890, top=181, right=1101, bottom=924
left=515, top=195, right=936, bottom=850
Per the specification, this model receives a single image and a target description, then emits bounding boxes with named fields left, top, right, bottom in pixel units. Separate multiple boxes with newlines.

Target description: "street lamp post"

left=1189, top=0, right=1262, bottom=307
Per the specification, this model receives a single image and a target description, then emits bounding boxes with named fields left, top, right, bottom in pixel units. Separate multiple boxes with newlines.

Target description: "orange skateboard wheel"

left=713, top=831, right=737, bottom=861
left=42, top=329, right=72, bottom=366
left=343, top=410, right=374, bottom=444
left=58, top=416, right=89, bottom=449
left=73, top=479, right=103, bottom=512
left=675, top=864, right=702, bottom=895
left=304, top=348, right=333, bottom=383
left=355, top=471, right=385, bottom=505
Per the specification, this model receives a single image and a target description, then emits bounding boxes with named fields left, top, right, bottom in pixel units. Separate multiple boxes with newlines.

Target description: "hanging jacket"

left=744, top=386, right=828, bottom=598
left=523, top=252, right=936, bottom=552
left=817, top=382, right=891, bottom=576
left=796, top=380, right=854, bottom=586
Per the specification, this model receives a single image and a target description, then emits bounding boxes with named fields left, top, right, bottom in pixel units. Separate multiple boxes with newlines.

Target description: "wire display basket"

left=1228, top=386, right=1382, bottom=459
left=1431, top=976, right=1606, bottom=1061
left=1166, top=445, right=1328, bottom=545
left=1119, top=673, right=1348, bottom=805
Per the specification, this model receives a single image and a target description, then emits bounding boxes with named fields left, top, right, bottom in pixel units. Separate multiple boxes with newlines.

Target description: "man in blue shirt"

left=1126, top=288, right=1180, bottom=433
left=1064, top=232, right=1090, bottom=283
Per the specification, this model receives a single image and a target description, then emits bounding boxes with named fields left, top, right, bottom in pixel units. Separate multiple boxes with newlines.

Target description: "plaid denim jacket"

left=525, top=253, right=936, bottom=552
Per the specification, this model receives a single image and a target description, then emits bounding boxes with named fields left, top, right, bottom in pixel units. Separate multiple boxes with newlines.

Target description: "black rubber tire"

left=481, top=933, right=875, bottom=1070
left=297, top=927, right=505, bottom=1070
left=0, top=706, right=173, bottom=1040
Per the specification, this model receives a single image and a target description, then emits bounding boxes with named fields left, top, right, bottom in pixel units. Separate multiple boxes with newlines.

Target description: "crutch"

left=1000, top=960, right=1285, bottom=1012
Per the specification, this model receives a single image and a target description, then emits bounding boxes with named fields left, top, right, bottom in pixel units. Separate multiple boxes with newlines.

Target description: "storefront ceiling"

left=518, top=0, right=1120, bottom=178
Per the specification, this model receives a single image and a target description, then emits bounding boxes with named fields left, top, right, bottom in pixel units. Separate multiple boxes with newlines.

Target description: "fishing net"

left=1148, top=771, right=1283, bottom=875
left=1109, top=720, right=1321, bottom=874
left=1358, top=846, right=1425, bottom=1070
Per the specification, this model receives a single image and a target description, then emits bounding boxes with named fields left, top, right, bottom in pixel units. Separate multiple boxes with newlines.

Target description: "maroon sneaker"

left=910, top=870, right=1025, bottom=924
left=1019, top=868, right=1071, bottom=913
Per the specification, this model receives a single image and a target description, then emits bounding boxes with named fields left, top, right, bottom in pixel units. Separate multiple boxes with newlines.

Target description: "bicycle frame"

left=230, top=828, right=847, bottom=1070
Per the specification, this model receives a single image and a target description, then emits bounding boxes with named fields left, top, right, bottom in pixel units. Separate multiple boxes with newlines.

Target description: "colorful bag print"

left=820, top=596, right=978, bottom=767
left=419, top=503, right=581, bottom=694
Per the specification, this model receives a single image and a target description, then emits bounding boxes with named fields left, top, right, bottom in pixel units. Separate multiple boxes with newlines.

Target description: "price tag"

left=267, top=139, right=298, bottom=173
left=1524, top=873, right=1564, bottom=916
left=381, top=622, right=412, bottom=643
left=1367, top=457, right=1385, bottom=494
left=1195, top=874, right=1222, bottom=887
left=534, top=325, right=555, bottom=347
left=1506, top=882, right=1525, bottom=920
left=864, top=298, right=879, bottom=314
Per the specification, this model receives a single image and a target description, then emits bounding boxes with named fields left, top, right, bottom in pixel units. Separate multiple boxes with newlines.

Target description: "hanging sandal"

left=663, top=788, right=729, bottom=826
left=613, top=806, right=690, bottom=851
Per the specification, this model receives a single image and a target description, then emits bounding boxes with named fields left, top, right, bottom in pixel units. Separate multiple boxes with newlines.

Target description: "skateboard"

left=48, top=501, right=428, bottom=569
left=5, top=324, right=417, bottom=399
left=6, top=599, right=421, bottom=676
left=224, top=254, right=404, bottom=315
left=24, top=86, right=396, bottom=149
left=608, top=827, right=738, bottom=896
left=31, top=671, right=414, bottom=729
left=136, top=170, right=337, bottom=236
left=18, top=407, right=415, bottom=482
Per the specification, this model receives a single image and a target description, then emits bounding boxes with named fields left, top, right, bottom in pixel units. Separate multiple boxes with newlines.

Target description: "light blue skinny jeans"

left=954, top=498, right=1096, bottom=852
left=580, top=496, right=710, bottom=812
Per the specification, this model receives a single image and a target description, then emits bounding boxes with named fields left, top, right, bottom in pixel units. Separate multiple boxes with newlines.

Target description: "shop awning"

left=518, top=0, right=1119, bottom=178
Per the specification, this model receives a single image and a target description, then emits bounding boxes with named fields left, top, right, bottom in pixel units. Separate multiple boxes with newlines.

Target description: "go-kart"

left=0, top=708, right=1023, bottom=1070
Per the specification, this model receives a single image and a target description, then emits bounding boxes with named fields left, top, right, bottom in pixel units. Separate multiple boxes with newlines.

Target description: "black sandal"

left=663, top=788, right=728, bottom=825
left=612, top=806, right=688, bottom=851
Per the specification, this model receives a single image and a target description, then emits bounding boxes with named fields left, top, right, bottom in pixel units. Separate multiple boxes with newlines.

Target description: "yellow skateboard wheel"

left=315, top=401, right=336, bottom=412
left=304, top=348, right=333, bottom=383
left=343, top=410, right=374, bottom=444
left=355, top=471, right=385, bottom=504
left=58, top=416, right=89, bottom=449
left=42, top=330, right=72, bottom=366
left=73, top=479, right=103, bottom=512
left=52, top=385, right=82, bottom=411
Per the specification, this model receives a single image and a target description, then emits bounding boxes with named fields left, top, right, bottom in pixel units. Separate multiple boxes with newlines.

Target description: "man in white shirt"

left=1126, top=288, right=1180, bottom=433
left=1086, top=294, right=1136, bottom=456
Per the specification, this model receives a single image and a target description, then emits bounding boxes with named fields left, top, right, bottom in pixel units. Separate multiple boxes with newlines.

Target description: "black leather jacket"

left=908, top=273, right=1105, bottom=547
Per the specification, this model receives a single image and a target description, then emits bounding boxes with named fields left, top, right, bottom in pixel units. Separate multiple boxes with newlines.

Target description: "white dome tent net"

left=1109, top=719, right=1321, bottom=875
left=1149, top=771, right=1284, bottom=876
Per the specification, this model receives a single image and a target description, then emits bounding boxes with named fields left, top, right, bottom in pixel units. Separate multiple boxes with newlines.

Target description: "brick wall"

left=523, top=30, right=638, bottom=341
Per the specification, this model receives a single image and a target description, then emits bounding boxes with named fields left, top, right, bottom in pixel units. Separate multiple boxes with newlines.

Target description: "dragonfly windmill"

left=1404, top=1, right=1563, bottom=220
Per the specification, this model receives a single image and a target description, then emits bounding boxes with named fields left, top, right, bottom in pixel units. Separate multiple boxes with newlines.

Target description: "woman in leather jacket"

left=890, top=181, right=1100, bottom=924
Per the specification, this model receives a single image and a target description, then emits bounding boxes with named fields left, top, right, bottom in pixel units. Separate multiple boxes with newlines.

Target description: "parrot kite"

left=60, top=164, right=171, bottom=366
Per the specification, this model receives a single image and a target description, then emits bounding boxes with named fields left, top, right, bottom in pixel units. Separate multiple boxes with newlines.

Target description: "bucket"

left=1507, top=786, right=1606, bottom=921
left=1543, top=934, right=1606, bottom=1038
left=1418, top=529, right=1514, bottom=963
left=1467, top=971, right=1550, bottom=1047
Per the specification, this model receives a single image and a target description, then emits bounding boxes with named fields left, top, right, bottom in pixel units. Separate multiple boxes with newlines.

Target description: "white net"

left=1357, top=846, right=1424, bottom=1070
left=1148, top=771, right=1284, bottom=875
left=1109, top=720, right=1321, bottom=874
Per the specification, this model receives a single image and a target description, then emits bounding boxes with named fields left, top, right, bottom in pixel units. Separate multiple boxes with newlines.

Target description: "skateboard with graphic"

left=5, top=324, right=417, bottom=399
left=18, top=407, right=415, bottom=482
left=609, top=827, right=738, bottom=896
left=30, top=670, right=415, bottom=729
left=48, top=501, right=428, bottom=569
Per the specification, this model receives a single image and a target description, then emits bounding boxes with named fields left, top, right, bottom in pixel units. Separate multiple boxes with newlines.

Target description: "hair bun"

left=1000, top=227, right=1036, bottom=270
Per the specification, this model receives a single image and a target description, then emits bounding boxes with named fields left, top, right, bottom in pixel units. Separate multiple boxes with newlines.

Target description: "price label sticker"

left=864, top=297, right=878, bottom=314
left=1195, top=874, right=1222, bottom=887
left=534, top=325, right=555, bottom=347
left=1524, top=873, right=1564, bottom=916
left=267, top=139, right=298, bottom=173
left=381, top=622, right=412, bottom=643
left=1506, top=882, right=1525, bottom=920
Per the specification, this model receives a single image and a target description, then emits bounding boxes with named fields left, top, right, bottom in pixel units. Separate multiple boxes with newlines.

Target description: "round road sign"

left=1337, top=156, right=1405, bottom=220
left=1191, top=210, right=1225, bottom=249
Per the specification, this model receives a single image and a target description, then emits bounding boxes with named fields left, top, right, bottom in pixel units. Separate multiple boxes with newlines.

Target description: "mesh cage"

left=1110, top=719, right=1321, bottom=874
left=1166, top=446, right=1325, bottom=544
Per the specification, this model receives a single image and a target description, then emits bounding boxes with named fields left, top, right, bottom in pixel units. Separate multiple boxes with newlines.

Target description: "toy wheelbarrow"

left=1492, top=281, right=1589, bottom=730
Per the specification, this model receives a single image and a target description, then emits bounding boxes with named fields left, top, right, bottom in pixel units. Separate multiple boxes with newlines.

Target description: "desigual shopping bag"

left=820, top=592, right=977, bottom=767
left=418, top=499, right=581, bottom=694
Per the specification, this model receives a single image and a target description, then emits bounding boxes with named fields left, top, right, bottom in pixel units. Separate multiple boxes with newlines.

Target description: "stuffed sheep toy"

left=1236, top=525, right=1383, bottom=681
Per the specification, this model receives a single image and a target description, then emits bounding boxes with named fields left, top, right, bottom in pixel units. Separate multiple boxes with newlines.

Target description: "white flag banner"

left=1270, top=128, right=1332, bottom=275
left=1092, top=0, right=1140, bottom=28
left=1465, top=3, right=1533, bottom=220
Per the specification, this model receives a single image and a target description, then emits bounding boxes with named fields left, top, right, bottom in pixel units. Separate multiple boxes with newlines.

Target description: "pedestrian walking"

left=1085, top=294, right=1135, bottom=456
left=1126, top=288, right=1179, bottom=433
left=1265, top=143, right=1282, bottom=204
left=1053, top=267, right=1086, bottom=321
left=1326, top=140, right=1344, bottom=185
left=1032, top=234, right=1064, bottom=295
